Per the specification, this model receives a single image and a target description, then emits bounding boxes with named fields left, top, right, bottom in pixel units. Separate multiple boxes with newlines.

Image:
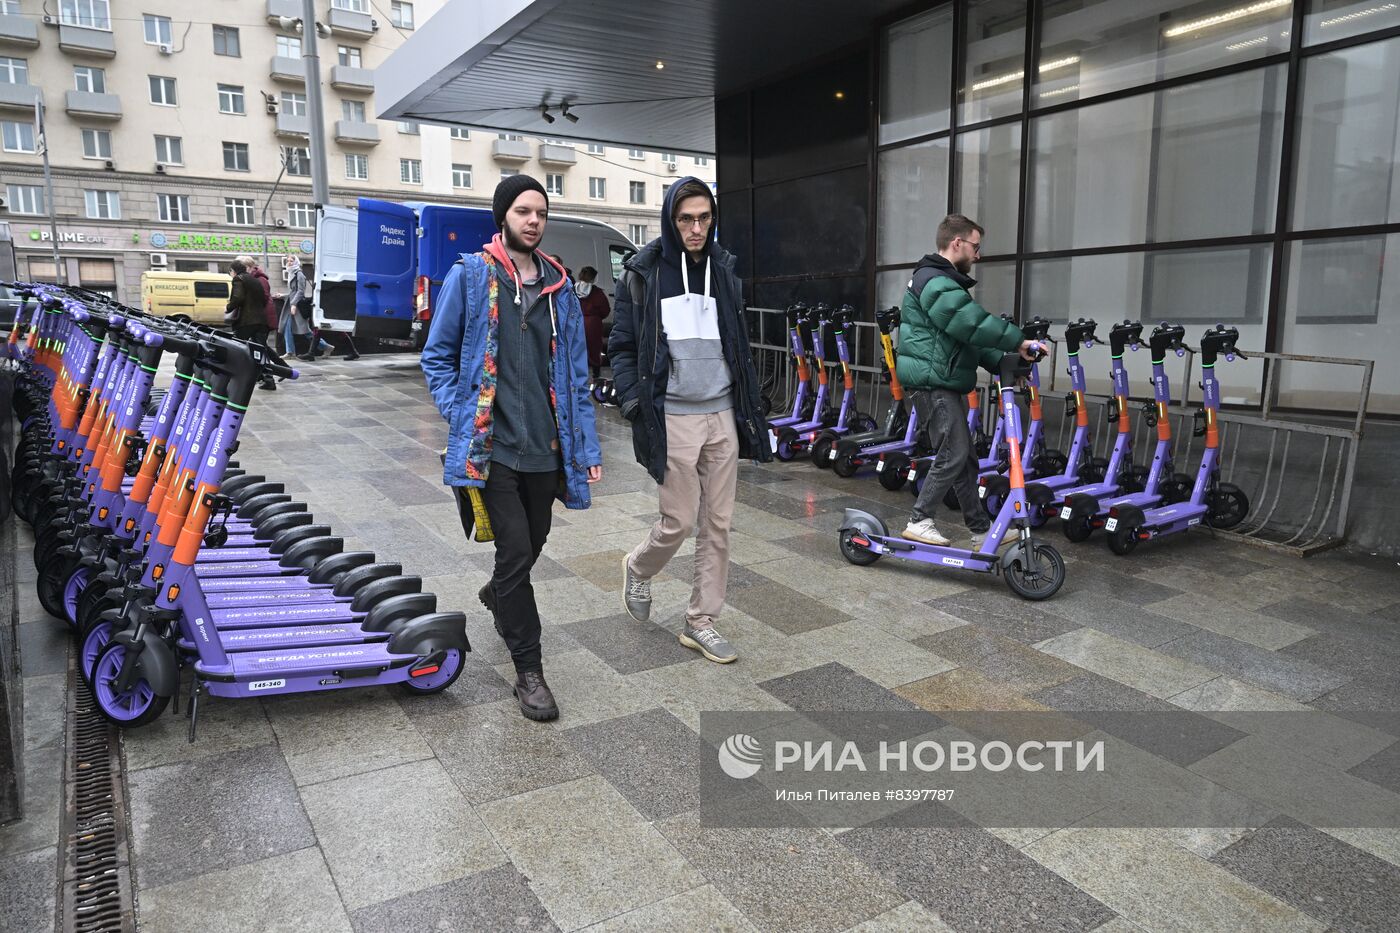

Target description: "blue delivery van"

left=313, top=198, right=635, bottom=348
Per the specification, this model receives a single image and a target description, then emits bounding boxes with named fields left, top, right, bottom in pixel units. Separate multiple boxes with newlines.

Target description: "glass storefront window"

left=1305, top=0, right=1400, bottom=44
left=1024, top=247, right=1268, bottom=401
left=961, top=0, right=1028, bottom=125
left=1028, top=65, right=1284, bottom=251
left=881, top=7, right=953, bottom=144
left=971, top=259, right=1017, bottom=317
left=1292, top=36, right=1400, bottom=231
left=1281, top=234, right=1399, bottom=413
left=878, top=137, right=950, bottom=265
left=955, top=123, right=1022, bottom=252
left=1037, top=0, right=1292, bottom=105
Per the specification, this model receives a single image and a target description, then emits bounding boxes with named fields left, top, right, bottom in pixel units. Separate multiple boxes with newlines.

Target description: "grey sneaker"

left=622, top=555, right=651, bottom=622
left=680, top=623, right=737, bottom=664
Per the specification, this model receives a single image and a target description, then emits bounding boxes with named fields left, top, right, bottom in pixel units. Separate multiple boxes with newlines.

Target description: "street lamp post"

left=300, top=0, right=330, bottom=207
left=33, top=98, right=64, bottom=283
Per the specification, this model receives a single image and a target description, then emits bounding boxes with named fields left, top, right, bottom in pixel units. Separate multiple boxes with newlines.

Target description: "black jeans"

left=481, top=462, right=558, bottom=674
left=909, top=388, right=989, bottom=533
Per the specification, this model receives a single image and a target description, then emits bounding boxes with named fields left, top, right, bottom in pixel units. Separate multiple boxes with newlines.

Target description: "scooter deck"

left=205, top=589, right=345, bottom=609
left=183, top=623, right=387, bottom=653
left=210, top=641, right=412, bottom=679
left=211, top=602, right=359, bottom=628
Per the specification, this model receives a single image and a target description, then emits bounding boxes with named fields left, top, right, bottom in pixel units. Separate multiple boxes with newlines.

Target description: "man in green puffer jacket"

left=897, top=213, right=1037, bottom=547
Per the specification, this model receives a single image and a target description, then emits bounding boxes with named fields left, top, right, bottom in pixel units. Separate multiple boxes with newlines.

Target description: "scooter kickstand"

left=186, top=680, right=202, bottom=744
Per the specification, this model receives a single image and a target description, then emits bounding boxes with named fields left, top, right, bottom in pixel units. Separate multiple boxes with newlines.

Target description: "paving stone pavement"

left=4, top=353, right=1399, bottom=933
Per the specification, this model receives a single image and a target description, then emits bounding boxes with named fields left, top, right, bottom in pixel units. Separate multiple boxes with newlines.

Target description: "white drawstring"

left=679, top=253, right=711, bottom=304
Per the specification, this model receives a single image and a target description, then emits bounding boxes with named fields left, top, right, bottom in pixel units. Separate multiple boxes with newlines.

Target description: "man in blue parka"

left=421, top=174, right=602, bottom=722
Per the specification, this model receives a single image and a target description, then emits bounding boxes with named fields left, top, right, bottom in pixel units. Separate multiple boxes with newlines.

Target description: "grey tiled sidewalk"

left=4, top=352, right=1399, bottom=932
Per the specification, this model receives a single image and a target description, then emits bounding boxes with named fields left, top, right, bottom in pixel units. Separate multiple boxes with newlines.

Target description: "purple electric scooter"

left=776, top=304, right=876, bottom=461
left=1102, top=325, right=1250, bottom=554
left=767, top=303, right=817, bottom=435
left=838, top=345, right=1065, bottom=600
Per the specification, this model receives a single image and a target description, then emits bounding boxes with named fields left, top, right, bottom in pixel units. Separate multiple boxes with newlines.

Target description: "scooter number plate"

left=875, top=460, right=885, bottom=472
left=978, top=486, right=987, bottom=499
left=1060, top=506, right=1073, bottom=520
left=769, top=433, right=778, bottom=453
left=1105, top=517, right=1119, bottom=532
left=828, top=448, right=838, bottom=460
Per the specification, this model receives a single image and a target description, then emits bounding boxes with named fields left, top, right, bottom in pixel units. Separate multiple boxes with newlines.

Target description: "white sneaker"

left=968, top=530, right=988, bottom=549
left=901, top=519, right=950, bottom=546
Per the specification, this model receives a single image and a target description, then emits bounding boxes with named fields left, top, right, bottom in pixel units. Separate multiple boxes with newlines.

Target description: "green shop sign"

left=148, top=232, right=315, bottom=254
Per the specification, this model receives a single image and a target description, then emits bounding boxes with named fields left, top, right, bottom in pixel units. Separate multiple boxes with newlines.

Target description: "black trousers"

left=481, top=462, right=558, bottom=674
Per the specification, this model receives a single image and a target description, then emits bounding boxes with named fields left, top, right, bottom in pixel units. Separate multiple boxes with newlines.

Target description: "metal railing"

left=747, top=307, right=1374, bottom=556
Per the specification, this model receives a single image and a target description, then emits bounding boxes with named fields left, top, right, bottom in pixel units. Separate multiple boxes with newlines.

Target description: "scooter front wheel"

left=1004, top=541, right=1066, bottom=600
left=1206, top=483, right=1249, bottom=530
left=36, top=552, right=73, bottom=621
left=774, top=429, right=798, bottom=462
left=92, top=642, right=169, bottom=727
left=398, top=649, right=465, bottom=695
left=80, top=618, right=114, bottom=685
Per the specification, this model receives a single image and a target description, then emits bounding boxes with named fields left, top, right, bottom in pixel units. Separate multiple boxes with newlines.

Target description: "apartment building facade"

left=0, top=0, right=715, bottom=301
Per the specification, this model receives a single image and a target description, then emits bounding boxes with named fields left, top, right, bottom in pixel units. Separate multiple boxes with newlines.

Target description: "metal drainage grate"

left=59, top=653, right=136, bottom=933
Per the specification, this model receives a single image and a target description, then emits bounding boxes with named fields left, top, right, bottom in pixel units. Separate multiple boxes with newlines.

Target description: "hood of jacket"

left=912, top=252, right=977, bottom=292
left=659, top=174, right=716, bottom=265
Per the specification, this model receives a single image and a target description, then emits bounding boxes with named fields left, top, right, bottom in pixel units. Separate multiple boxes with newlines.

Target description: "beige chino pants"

left=629, top=409, right=739, bottom=629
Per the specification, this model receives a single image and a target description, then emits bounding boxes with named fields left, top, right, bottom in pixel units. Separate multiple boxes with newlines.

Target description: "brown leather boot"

left=513, top=670, right=558, bottom=721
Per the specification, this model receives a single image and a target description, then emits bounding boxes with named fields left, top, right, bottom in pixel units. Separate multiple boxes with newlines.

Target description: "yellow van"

left=140, top=271, right=231, bottom=325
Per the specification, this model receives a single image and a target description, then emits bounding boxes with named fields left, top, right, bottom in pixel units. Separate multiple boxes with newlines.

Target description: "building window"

left=345, top=153, right=368, bottom=180
left=332, top=0, right=370, bottom=12
left=500, top=168, right=519, bottom=180
left=337, top=45, right=361, bottom=67
left=225, top=197, right=255, bottom=226
left=660, top=152, right=676, bottom=164
left=28, top=257, right=59, bottom=284
left=627, top=148, right=644, bottom=159
left=148, top=75, right=177, bottom=107
left=143, top=13, right=172, bottom=46
left=450, top=127, right=470, bottom=140
left=81, top=128, right=112, bottom=159
left=629, top=181, right=646, bottom=204
left=5, top=183, right=44, bottom=215
left=397, top=120, right=420, bottom=135
left=0, top=0, right=21, bottom=13
left=400, top=158, right=422, bottom=184
left=287, top=202, right=316, bottom=229
left=341, top=99, right=366, bottom=122
left=154, top=134, right=182, bottom=165
left=589, top=177, right=606, bottom=200
left=73, top=66, right=106, bottom=94
left=157, top=193, right=190, bottom=223
left=60, top=0, right=110, bottom=30
left=390, top=1, right=414, bottom=29
left=629, top=224, right=647, bottom=244
left=1, top=120, right=35, bottom=153
left=213, top=25, right=240, bottom=57
left=222, top=141, right=249, bottom=172
left=451, top=163, right=473, bottom=188
left=281, top=91, right=307, bottom=117
left=275, top=35, right=301, bottom=58
left=84, top=189, right=120, bottom=220
left=546, top=173, right=564, bottom=197
left=0, top=56, right=27, bottom=85
left=587, top=143, right=605, bottom=154
left=217, top=83, right=244, bottom=115
left=498, top=132, right=522, bottom=141
left=661, top=183, right=671, bottom=201
left=284, top=146, right=311, bottom=176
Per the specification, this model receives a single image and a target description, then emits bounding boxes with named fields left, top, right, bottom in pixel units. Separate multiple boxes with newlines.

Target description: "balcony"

left=0, top=14, right=39, bottom=48
left=58, top=24, right=116, bottom=57
left=491, top=138, right=531, bottom=162
left=327, top=7, right=375, bottom=36
left=330, top=64, right=374, bottom=93
left=270, top=55, right=305, bottom=83
left=0, top=82, right=41, bottom=112
left=538, top=144, right=577, bottom=166
left=64, top=89, right=122, bottom=120
left=265, top=0, right=300, bottom=22
left=334, top=120, right=380, bottom=145
left=275, top=112, right=309, bottom=137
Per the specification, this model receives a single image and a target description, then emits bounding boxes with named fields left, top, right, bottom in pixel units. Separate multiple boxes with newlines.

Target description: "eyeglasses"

left=960, top=237, right=982, bottom=256
left=677, top=212, right=713, bottom=229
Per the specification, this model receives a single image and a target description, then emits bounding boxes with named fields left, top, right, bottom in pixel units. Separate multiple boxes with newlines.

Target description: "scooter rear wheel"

left=879, top=454, right=909, bottom=491
left=1106, top=523, right=1140, bottom=556
left=1004, top=542, right=1066, bottom=600
left=1062, top=515, right=1094, bottom=543
left=810, top=435, right=836, bottom=468
left=832, top=451, right=859, bottom=478
left=838, top=528, right=881, bottom=566
left=775, top=429, right=798, bottom=462
left=398, top=648, right=465, bottom=695
left=1032, top=449, right=1068, bottom=477
left=92, top=642, right=169, bottom=727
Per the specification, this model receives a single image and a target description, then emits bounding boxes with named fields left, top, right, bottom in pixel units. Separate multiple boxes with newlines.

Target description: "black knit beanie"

left=492, top=174, right=549, bottom=229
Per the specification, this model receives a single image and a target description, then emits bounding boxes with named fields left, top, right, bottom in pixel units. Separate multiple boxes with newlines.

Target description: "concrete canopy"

left=374, top=0, right=912, bottom=154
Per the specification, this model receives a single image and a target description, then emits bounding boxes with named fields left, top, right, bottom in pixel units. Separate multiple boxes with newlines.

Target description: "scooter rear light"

left=850, top=535, right=870, bottom=548
left=1108, top=507, right=1120, bottom=518
left=410, top=664, right=441, bottom=678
